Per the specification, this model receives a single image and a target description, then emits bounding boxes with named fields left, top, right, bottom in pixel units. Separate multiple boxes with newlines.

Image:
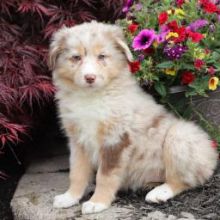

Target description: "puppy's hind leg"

left=53, top=142, right=93, bottom=208
left=145, top=130, right=188, bottom=203
left=146, top=121, right=218, bottom=203
left=145, top=142, right=189, bottom=204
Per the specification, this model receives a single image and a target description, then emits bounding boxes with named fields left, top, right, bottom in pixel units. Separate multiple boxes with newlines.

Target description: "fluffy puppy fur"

left=49, top=21, right=218, bottom=214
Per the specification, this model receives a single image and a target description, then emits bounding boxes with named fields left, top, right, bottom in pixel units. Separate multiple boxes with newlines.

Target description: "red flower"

left=204, top=2, right=218, bottom=13
left=211, top=140, right=218, bottom=148
left=176, top=0, right=184, bottom=7
left=199, top=0, right=208, bottom=4
left=181, top=72, right=195, bottom=84
left=158, top=12, right=168, bottom=25
left=143, top=47, right=154, bottom=55
left=174, top=26, right=187, bottom=43
left=167, top=20, right=179, bottom=32
left=128, top=23, right=138, bottom=34
left=208, top=66, right=215, bottom=75
left=129, top=61, right=140, bottom=73
left=187, top=30, right=204, bottom=43
left=194, top=59, right=205, bottom=70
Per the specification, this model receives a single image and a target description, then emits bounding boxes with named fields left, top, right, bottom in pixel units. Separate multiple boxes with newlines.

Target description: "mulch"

left=116, top=162, right=220, bottom=220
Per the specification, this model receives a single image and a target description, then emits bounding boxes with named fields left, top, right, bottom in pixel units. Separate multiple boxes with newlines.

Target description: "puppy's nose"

left=84, top=74, right=96, bottom=84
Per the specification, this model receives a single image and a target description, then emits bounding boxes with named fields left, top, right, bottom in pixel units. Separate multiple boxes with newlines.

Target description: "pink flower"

left=132, top=29, right=156, bottom=50
left=176, top=0, right=185, bottom=7
left=208, top=66, right=215, bottom=75
left=211, top=140, right=218, bottom=148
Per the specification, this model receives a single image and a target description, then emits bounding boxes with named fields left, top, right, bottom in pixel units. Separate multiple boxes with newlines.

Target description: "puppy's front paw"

left=53, top=191, right=79, bottom=208
left=82, top=201, right=109, bottom=214
left=145, top=183, right=174, bottom=203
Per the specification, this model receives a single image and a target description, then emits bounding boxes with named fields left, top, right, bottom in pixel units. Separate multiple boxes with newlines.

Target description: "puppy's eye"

left=72, top=55, right=81, bottom=62
left=98, top=54, right=106, bottom=60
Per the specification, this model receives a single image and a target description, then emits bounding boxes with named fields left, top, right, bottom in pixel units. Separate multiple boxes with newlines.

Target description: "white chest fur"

left=58, top=92, right=112, bottom=165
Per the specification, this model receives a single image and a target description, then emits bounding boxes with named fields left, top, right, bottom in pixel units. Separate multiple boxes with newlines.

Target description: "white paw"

left=53, top=191, right=79, bottom=208
left=145, top=183, right=174, bottom=203
left=82, top=201, right=109, bottom=214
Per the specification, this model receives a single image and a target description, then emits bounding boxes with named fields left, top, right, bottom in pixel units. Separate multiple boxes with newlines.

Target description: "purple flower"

left=122, top=0, right=134, bottom=13
left=160, top=24, right=170, bottom=33
left=189, top=19, right=208, bottom=32
left=138, top=54, right=145, bottom=61
left=217, top=14, right=220, bottom=22
left=164, top=44, right=188, bottom=60
left=132, top=29, right=156, bottom=51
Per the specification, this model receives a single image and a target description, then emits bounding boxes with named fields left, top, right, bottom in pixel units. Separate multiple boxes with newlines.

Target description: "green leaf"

left=211, top=51, right=220, bottom=61
left=154, top=82, right=167, bottom=97
left=182, top=106, right=193, bottom=120
left=156, top=61, right=174, bottom=69
left=179, top=63, right=195, bottom=70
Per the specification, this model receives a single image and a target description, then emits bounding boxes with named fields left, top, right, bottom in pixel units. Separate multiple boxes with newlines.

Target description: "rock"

left=11, top=173, right=135, bottom=220
left=180, top=212, right=195, bottom=219
left=10, top=153, right=135, bottom=220
left=167, top=214, right=177, bottom=220
left=147, top=211, right=167, bottom=219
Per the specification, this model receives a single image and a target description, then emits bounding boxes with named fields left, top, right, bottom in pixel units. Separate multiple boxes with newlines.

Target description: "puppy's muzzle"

left=84, top=74, right=96, bottom=84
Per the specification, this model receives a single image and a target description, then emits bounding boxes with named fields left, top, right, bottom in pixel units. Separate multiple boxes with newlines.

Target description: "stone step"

left=10, top=153, right=199, bottom=220
left=11, top=134, right=213, bottom=220
left=11, top=171, right=137, bottom=220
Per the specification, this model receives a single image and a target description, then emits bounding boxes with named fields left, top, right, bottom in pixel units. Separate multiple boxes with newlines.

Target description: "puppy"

left=48, top=21, right=218, bottom=214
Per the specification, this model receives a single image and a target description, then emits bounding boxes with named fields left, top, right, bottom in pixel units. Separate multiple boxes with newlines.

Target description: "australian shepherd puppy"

left=48, top=21, right=218, bottom=214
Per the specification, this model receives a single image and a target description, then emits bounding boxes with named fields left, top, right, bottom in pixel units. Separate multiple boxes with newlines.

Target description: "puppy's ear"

left=110, top=26, right=133, bottom=62
left=48, top=26, right=68, bottom=70
left=115, top=38, right=133, bottom=62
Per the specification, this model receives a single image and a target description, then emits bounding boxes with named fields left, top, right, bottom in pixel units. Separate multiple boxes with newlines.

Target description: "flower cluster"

left=119, top=0, right=220, bottom=98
